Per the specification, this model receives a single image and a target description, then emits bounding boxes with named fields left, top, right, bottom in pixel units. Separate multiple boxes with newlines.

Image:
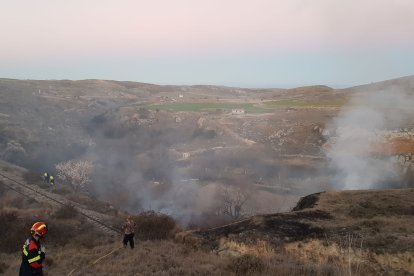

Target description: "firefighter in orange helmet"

left=19, top=222, right=48, bottom=276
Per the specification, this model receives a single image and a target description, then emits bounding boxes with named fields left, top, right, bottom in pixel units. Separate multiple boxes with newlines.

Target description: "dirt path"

left=199, top=116, right=256, bottom=146
left=0, top=163, right=120, bottom=237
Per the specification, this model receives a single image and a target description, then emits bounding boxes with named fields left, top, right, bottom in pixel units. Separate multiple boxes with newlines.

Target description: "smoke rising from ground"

left=84, top=114, right=294, bottom=226
left=84, top=117, right=226, bottom=226
left=326, top=85, right=414, bottom=189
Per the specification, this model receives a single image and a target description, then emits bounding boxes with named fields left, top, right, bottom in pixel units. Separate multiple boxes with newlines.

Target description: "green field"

left=146, top=99, right=346, bottom=114
left=147, top=102, right=270, bottom=113
left=264, top=99, right=346, bottom=108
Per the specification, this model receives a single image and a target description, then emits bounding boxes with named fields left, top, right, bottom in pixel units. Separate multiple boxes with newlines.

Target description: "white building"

left=231, top=109, right=245, bottom=115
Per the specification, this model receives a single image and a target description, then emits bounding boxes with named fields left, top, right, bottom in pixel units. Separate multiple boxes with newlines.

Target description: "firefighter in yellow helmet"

left=19, top=222, right=48, bottom=276
left=43, top=172, right=49, bottom=184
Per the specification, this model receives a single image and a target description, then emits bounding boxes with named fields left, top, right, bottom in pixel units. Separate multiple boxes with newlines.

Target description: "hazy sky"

left=1, top=0, right=414, bottom=88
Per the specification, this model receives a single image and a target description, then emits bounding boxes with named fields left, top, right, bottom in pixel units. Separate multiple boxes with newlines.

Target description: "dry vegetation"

left=195, top=189, right=414, bottom=275
left=1, top=77, right=414, bottom=275
left=3, top=168, right=413, bottom=275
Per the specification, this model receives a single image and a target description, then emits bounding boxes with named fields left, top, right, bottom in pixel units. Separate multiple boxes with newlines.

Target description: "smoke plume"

left=325, top=84, right=414, bottom=189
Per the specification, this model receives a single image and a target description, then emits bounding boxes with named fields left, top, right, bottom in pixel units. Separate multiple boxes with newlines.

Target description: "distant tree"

left=218, top=185, right=251, bottom=219
left=192, top=128, right=217, bottom=139
left=55, top=160, right=94, bottom=192
left=138, top=107, right=150, bottom=119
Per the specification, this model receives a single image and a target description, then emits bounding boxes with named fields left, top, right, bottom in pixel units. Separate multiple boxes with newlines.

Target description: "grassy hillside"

left=1, top=159, right=413, bottom=275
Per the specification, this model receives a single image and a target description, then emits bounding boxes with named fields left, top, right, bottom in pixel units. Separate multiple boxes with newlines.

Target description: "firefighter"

left=121, top=216, right=136, bottom=249
left=43, top=172, right=49, bottom=184
left=49, top=175, right=55, bottom=186
left=19, top=222, right=48, bottom=276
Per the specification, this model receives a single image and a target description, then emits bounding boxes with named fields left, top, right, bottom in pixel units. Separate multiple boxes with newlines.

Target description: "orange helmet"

left=31, top=222, right=47, bottom=237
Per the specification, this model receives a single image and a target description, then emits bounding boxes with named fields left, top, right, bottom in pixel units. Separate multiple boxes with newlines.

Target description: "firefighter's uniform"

left=19, top=222, right=47, bottom=276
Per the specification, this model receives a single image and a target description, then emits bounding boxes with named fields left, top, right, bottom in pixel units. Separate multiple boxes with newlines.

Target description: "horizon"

left=1, top=0, right=414, bottom=88
left=1, top=74, right=413, bottom=90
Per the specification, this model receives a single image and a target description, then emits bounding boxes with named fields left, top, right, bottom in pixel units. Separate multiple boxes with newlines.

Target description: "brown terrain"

left=0, top=76, right=413, bottom=275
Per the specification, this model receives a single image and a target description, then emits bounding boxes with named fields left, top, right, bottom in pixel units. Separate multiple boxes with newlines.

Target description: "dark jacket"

left=19, top=236, right=45, bottom=276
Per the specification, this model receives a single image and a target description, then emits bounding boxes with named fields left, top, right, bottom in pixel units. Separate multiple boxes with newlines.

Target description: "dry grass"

left=195, top=188, right=414, bottom=275
left=0, top=210, right=30, bottom=253
left=23, top=170, right=44, bottom=185
left=373, top=252, right=414, bottom=273
left=66, top=193, right=119, bottom=216
left=285, top=238, right=414, bottom=275
left=47, top=240, right=226, bottom=276
left=217, top=238, right=275, bottom=257
left=52, top=204, right=78, bottom=219
left=226, top=254, right=265, bottom=275
left=1, top=239, right=357, bottom=276
left=285, top=239, right=375, bottom=274
left=0, top=189, right=108, bottom=253
left=226, top=254, right=345, bottom=276
left=1, top=170, right=413, bottom=275
left=314, top=189, right=414, bottom=218
left=134, top=212, right=179, bottom=240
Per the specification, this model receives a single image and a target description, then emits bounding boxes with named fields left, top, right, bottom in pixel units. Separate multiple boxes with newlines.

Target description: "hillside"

left=193, top=189, right=414, bottom=275
left=1, top=161, right=412, bottom=275
left=347, top=75, right=414, bottom=93
left=0, top=77, right=413, bottom=225
left=0, top=78, right=347, bottom=223
left=0, top=76, right=413, bottom=274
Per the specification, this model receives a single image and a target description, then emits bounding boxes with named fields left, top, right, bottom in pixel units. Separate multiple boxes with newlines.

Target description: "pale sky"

left=1, top=0, right=414, bottom=88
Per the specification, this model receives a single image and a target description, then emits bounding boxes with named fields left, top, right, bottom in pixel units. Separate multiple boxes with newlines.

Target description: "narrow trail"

left=198, top=116, right=256, bottom=146
left=0, top=166, right=121, bottom=237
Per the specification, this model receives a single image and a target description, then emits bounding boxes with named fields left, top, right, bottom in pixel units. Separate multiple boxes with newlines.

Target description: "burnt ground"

left=292, top=191, right=324, bottom=211
left=197, top=209, right=331, bottom=250
left=195, top=189, right=414, bottom=256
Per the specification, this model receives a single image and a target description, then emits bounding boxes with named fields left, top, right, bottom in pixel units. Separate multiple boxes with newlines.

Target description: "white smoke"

left=326, top=85, right=414, bottom=189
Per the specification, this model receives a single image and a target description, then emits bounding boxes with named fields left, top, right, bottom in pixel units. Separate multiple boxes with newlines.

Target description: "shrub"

left=44, top=258, right=54, bottom=268
left=66, top=194, right=116, bottom=215
left=3, top=195, right=26, bottom=209
left=0, top=210, right=18, bottom=224
left=53, top=204, right=78, bottom=219
left=0, top=211, right=29, bottom=253
left=25, top=197, right=38, bottom=205
left=55, top=160, right=94, bottom=192
left=71, top=224, right=102, bottom=249
left=46, top=219, right=78, bottom=247
left=135, top=212, right=178, bottom=240
left=0, top=262, right=9, bottom=274
left=226, top=254, right=265, bottom=275
left=192, top=128, right=217, bottom=139
left=52, top=185, right=72, bottom=195
left=92, top=114, right=108, bottom=124
left=23, top=171, right=48, bottom=188
left=138, top=107, right=150, bottom=119
left=0, top=181, right=5, bottom=196
left=103, top=125, right=126, bottom=139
